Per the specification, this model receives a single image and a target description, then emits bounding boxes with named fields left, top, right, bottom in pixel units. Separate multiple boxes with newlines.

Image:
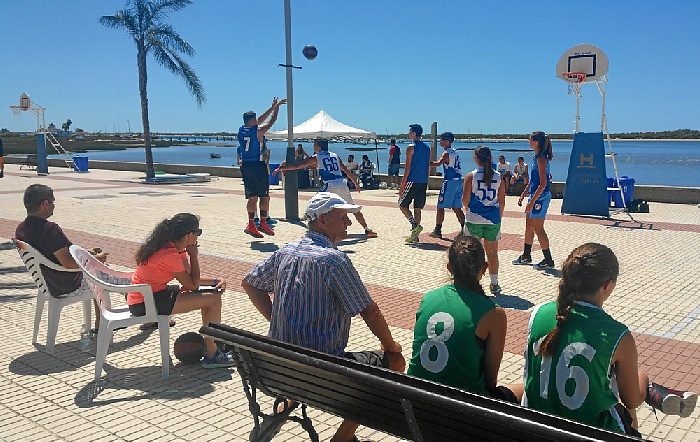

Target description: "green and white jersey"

left=407, top=284, right=496, bottom=395
left=523, top=301, right=630, bottom=433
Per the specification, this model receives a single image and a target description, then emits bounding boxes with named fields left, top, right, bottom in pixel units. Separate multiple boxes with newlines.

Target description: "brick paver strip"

left=2, top=217, right=697, bottom=393
left=4, top=170, right=698, bottom=233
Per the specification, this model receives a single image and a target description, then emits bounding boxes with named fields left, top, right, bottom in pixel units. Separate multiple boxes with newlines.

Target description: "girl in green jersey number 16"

left=523, top=243, right=697, bottom=435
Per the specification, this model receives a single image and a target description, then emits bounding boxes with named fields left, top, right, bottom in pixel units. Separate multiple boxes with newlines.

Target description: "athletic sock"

left=543, top=248, right=553, bottom=263
left=260, top=210, right=268, bottom=219
left=490, top=274, right=499, bottom=285
left=434, top=223, right=442, bottom=232
left=523, top=243, right=533, bottom=258
left=248, top=212, right=255, bottom=220
left=408, top=216, right=417, bottom=229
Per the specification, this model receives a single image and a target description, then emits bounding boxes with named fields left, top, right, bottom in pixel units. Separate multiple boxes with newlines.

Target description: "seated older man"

left=242, top=192, right=404, bottom=442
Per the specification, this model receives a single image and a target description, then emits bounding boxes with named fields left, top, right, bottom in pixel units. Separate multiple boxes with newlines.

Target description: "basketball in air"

left=173, top=332, right=206, bottom=364
left=302, top=45, right=318, bottom=60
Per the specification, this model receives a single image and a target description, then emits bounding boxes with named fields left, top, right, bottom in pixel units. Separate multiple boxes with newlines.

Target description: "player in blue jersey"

left=428, top=132, right=465, bottom=239
left=463, top=146, right=507, bottom=294
left=399, top=124, right=431, bottom=244
left=513, top=131, right=555, bottom=269
left=274, top=138, right=378, bottom=238
left=237, top=97, right=286, bottom=238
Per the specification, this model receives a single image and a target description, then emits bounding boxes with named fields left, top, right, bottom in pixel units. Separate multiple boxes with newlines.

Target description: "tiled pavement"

left=0, top=166, right=698, bottom=441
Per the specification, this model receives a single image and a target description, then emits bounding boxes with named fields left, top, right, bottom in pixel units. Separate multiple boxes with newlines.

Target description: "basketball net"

left=561, top=72, right=586, bottom=96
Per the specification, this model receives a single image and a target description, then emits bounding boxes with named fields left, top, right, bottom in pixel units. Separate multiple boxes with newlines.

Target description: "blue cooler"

left=73, top=155, right=89, bottom=172
left=268, top=163, right=280, bottom=185
left=608, top=176, right=635, bottom=207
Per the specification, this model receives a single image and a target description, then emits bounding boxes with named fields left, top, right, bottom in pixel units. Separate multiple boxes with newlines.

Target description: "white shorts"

left=320, top=178, right=353, bottom=204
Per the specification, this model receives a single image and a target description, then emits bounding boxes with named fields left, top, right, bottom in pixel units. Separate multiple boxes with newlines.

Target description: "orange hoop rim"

left=561, top=71, right=587, bottom=83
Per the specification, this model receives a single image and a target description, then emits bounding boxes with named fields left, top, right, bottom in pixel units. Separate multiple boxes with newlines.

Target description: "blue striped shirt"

left=243, top=230, right=373, bottom=355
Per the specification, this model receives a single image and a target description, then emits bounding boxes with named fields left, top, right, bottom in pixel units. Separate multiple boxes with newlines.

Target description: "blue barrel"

left=268, top=163, right=280, bottom=185
left=73, top=155, right=89, bottom=172
left=618, top=176, right=635, bottom=206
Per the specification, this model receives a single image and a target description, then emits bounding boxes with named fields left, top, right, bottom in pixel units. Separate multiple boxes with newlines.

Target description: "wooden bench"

left=20, top=154, right=37, bottom=170
left=201, top=323, right=639, bottom=442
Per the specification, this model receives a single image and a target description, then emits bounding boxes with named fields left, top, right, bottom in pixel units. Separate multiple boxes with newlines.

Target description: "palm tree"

left=100, top=0, right=205, bottom=179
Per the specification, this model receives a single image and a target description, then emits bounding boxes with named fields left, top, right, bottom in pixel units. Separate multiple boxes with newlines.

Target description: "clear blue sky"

left=2, top=1, right=698, bottom=135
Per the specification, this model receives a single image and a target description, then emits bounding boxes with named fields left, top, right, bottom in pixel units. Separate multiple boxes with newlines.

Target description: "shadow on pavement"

left=494, top=293, right=535, bottom=311
left=538, top=268, right=562, bottom=278
left=0, top=293, right=34, bottom=302
left=75, top=363, right=233, bottom=408
left=0, top=266, right=28, bottom=275
left=0, top=241, right=16, bottom=251
left=250, top=242, right=280, bottom=253
left=0, top=282, right=37, bottom=290
left=336, top=234, right=369, bottom=247
left=9, top=331, right=151, bottom=375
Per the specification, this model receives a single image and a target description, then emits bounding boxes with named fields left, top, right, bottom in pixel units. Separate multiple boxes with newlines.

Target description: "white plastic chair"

left=69, top=245, right=171, bottom=381
left=13, top=238, right=92, bottom=354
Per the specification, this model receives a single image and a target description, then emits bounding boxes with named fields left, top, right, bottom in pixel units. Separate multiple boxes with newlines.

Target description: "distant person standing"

left=463, top=147, right=507, bottom=295
left=388, top=138, right=401, bottom=188
left=0, top=137, right=5, bottom=178
left=399, top=124, right=430, bottom=244
left=295, top=143, right=311, bottom=189
left=275, top=138, right=378, bottom=238
left=513, top=131, right=555, bottom=269
left=428, top=132, right=465, bottom=239
left=237, top=97, right=287, bottom=238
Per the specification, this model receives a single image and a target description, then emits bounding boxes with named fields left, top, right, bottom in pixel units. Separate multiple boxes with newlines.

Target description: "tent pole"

left=283, top=0, right=299, bottom=220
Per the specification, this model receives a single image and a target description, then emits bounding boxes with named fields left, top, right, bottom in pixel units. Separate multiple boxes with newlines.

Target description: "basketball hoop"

left=561, top=72, right=587, bottom=83
left=561, top=72, right=586, bottom=95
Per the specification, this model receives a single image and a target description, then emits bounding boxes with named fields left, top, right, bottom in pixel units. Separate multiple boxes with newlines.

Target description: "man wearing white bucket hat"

left=242, top=192, right=404, bottom=441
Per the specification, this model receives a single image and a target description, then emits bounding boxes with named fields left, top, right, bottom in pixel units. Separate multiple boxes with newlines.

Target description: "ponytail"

left=538, top=243, right=619, bottom=356
left=474, top=146, right=494, bottom=188
left=136, top=213, right=200, bottom=264
left=448, top=236, right=487, bottom=297
left=530, top=131, right=553, bottom=160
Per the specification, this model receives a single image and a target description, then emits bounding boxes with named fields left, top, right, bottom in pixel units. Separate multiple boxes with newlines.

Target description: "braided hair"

left=474, top=146, right=494, bottom=189
left=530, top=131, right=553, bottom=160
left=538, top=243, right=619, bottom=356
left=136, top=213, right=200, bottom=264
left=448, top=236, right=487, bottom=297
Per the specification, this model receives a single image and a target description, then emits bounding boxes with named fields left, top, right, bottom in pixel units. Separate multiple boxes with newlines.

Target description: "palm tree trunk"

left=137, top=42, right=155, bottom=179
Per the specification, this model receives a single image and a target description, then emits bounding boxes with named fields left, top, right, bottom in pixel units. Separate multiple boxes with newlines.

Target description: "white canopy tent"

left=267, top=110, right=376, bottom=140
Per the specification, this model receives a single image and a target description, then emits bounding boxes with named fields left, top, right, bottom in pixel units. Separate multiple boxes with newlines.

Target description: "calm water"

left=51, top=139, right=700, bottom=187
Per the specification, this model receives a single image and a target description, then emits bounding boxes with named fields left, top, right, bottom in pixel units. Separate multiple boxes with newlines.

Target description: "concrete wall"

left=5, top=156, right=698, bottom=205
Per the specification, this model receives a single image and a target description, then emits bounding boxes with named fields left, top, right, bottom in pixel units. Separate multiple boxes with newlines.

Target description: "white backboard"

left=556, top=44, right=609, bottom=83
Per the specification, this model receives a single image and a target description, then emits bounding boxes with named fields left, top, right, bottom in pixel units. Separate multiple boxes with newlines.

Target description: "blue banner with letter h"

left=561, top=132, right=609, bottom=217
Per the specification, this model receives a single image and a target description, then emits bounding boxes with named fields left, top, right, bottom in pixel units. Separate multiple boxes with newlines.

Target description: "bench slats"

left=203, top=323, right=640, bottom=442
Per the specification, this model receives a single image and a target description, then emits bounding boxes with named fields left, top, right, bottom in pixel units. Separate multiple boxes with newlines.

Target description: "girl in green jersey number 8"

left=524, top=243, right=697, bottom=435
left=408, top=236, right=523, bottom=402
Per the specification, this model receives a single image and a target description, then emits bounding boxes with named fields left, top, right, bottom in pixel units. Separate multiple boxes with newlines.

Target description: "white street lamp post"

left=282, top=0, right=299, bottom=220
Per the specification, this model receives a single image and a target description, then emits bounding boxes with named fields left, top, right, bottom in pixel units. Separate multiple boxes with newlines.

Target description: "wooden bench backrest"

left=201, top=323, right=639, bottom=442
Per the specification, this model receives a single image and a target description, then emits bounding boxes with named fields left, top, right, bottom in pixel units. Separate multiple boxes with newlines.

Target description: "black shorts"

left=342, top=350, right=389, bottom=368
left=399, top=182, right=428, bottom=209
left=129, top=285, right=179, bottom=316
left=488, top=385, right=519, bottom=403
left=241, top=161, right=270, bottom=199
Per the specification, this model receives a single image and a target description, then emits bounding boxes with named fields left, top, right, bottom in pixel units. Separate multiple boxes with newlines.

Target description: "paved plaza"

left=0, top=166, right=699, bottom=441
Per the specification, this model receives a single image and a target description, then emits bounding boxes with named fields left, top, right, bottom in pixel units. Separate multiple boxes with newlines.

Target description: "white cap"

left=305, top=192, right=361, bottom=220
